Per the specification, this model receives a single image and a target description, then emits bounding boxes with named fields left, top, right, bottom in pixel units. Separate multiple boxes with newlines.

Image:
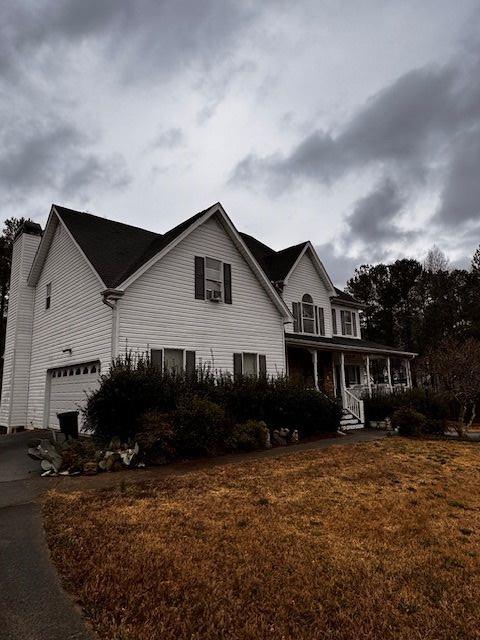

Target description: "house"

left=0, top=203, right=415, bottom=434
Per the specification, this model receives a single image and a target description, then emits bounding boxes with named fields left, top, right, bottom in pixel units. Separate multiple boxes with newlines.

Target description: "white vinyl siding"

left=283, top=252, right=333, bottom=337
left=119, top=215, right=286, bottom=376
left=0, top=233, right=41, bottom=429
left=26, top=221, right=112, bottom=429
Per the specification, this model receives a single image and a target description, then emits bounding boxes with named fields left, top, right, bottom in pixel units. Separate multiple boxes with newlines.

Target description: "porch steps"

left=340, top=409, right=364, bottom=431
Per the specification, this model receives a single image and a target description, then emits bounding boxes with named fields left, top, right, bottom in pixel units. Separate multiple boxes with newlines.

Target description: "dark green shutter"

left=194, top=256, right=205, bottom=299
left=223, top=263, right=232, bottom=304
left=292, top=302, right=301, bottom=332
left=151, top=349, right=163, bottom=370
left=332, top=308, right=337, bottom=334
left=233, top=353, right=243, bottom=379
left=185, top=351, right=196, bottom=375
left=318, top=307, right=325, bottom=336
left=259, top=354, right=267, bottom=377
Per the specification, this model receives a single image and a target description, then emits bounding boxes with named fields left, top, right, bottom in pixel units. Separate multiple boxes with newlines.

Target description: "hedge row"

left=364, top=387, right=452, bottom=423
left=83, top=355, right=341, bottom=444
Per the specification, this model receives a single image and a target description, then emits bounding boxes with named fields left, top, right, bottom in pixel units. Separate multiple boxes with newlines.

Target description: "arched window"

left=301, top=294, right=315, bottom=333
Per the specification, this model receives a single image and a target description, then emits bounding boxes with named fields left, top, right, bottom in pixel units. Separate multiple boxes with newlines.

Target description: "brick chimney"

left=0, top=221, right=42, bottom=433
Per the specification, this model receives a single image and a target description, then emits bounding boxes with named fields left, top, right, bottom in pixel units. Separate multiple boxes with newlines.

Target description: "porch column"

left=311, top=349, right=319, bottom=390
left=332, top=356, right=337, bottom=397
left=366, top=355, right=372, bottom=397
left=340, top=352, right=346, bottom=401
left=406, top=358, right=412, bottom=388
left=387, top=356, right=393, bottom=391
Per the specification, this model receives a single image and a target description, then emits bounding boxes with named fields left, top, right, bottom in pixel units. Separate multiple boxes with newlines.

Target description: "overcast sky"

left=2, top=1, right=480, bottom=285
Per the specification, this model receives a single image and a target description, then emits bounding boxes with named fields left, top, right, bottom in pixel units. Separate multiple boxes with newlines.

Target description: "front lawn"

left=43, top=439, right=480, bottom=640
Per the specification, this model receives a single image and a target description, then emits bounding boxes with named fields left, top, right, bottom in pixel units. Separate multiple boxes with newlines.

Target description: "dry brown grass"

left=43, top=438, right=480, bottom=640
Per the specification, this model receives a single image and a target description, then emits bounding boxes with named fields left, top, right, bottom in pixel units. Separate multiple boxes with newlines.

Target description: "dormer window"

left=340, top=309, right=358, bottom=337
left=301, top=294, right=315, bottom=334
left=45, top=282, right=52, bottom=310
left=292, top=295, right=325, bottom=335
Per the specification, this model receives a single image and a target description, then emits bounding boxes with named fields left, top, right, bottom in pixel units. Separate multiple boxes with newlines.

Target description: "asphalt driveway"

left=0, top=431, right=94, bottom=640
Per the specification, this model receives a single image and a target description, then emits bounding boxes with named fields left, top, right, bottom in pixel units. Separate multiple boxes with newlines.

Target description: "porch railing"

left=343, top=388, right=365, bottom=424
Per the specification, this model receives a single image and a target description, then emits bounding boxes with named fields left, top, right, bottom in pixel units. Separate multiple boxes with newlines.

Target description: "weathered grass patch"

left=43, top=439, right=480, bottom=640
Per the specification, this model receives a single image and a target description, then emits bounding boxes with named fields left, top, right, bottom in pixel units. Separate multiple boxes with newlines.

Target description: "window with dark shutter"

left=352, top=312, right=358, bottom=337
left=151, top=349, right=163, bottom=370
left=332, top=308, right=337, bottom=334
left=194, top=256, right=205, bottom=299
left=233, top=353, right=243, bottom=379
left=317, top=307, right=325, bottom=336
left=185, top=351, right=196, bottom=375
left=292, top=302, right=301, bottom=332
left=259, top=354, right=267, bottom=377
left=223, top=263, right=232, bottom=304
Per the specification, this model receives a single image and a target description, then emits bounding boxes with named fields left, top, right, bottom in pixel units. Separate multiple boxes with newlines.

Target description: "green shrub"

left=83, top=354, right=341, bottom=446
left=392, top=407, right=428, bottom=436
left=226, top=420, right=268, bottom=453
left=364, top=388, right=450, bottom=424
left=135, top=411, right=176, bottom=463
left=172, top=396, right=229, bottom=457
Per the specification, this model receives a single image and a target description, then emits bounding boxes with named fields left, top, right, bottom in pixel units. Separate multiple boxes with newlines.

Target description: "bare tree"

left=423, top=245, right=450, bottom=273
left=427, top=337, right=480, bottom=437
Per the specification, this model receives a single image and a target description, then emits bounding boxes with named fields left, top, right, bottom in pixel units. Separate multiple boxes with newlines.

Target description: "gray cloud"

left=151, top=128, right=184, bottom=149
left=0, top=116, right=130, bottom=205
left=346, top=177, right=414, bottom=244
left=0, top=1, right=259, bottom=85
left=231, top=45, right=480, bottom=235
left=436, top=128, right=480, bottom=226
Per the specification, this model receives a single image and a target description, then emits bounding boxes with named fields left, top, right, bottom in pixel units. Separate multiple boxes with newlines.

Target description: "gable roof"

left=54, top=204, right=211, bottom=289
left=332, top=286, right=364, bottom=308
left=240, top=233, right=310, bottom=282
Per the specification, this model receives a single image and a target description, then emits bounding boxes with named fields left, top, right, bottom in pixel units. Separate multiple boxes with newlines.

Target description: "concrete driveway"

left=0, top=431, right=94, bottom=640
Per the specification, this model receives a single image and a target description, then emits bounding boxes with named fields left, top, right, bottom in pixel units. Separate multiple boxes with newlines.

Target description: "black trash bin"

left=57, top=411, right=79, bottom=438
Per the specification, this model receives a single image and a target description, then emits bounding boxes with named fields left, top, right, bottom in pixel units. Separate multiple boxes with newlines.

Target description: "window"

left=151, top=349, right=196, bottom=375
left=301, top=294, right=315, bottom=334
left=205, top=257, right=222, bottom=298
left=332, top=308, right=337, bottom=334
left=195, top=257, right=232, bottom=303
left=164, top=348, right=184, bottom=373
left=45, top=282, right=51, bottom=310
left=293, top=296, right=326, bottom=336
left=345, top=365, right=361, bottom=386
left=340, top=310, right=353, bottom=336
left=243, top=353, right=257, bottom=376
left=233, top=353, right=266, bottom=378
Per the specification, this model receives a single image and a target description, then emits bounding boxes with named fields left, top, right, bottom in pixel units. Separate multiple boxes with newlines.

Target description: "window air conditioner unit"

left=206, top=289, right=222, bottom=302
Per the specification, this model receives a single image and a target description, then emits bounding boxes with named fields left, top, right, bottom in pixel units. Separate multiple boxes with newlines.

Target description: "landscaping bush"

left=225, top=420, right=268, bottom=453
left=83, top=354, right=341, bottom=450
left=364, top=388, right=450, bottom=424
left=172, top=396, right=230, bottom=457
left=135, top=410, right=176, bottom=464
left=392, top=407, right=428, bottom=436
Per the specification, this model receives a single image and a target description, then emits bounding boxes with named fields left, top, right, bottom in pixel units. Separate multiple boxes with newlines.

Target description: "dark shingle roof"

left=240, top=233, right=307, bottom=282
left=53, top=204, right=348, bottom=297
left=285, top=333, right=416, bottom=356
left=332, top=286, right=364, bottom=307
left=54, top=204, right=213, bottom=288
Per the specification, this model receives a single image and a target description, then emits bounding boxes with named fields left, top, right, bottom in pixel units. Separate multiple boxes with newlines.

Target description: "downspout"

left=101, top=289, right=124, bottom=362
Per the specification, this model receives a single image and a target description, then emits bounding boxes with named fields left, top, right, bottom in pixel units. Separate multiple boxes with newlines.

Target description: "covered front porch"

left=285, top=334, right=415, bottom=428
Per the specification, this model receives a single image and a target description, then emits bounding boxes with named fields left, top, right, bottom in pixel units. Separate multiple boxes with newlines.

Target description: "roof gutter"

left=101, top=289, right=124, bottom=360
left=285, top=335, right=417, bottom=358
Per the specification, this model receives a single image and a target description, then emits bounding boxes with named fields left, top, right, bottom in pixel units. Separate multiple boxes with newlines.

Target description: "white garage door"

left=48, top=361, right=101, bottom=429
